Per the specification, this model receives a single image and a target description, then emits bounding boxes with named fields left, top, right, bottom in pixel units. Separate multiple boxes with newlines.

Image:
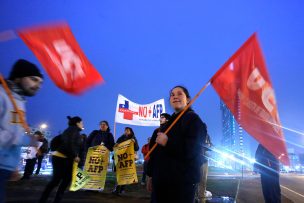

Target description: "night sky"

left=1, top=1, right=304, bottom=157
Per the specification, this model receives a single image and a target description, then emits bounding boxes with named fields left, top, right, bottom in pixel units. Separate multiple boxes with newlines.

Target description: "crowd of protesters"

left=0, top=59, right=281, bottom=203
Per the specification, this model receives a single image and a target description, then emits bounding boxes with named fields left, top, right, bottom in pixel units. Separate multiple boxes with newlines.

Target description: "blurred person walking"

left=21, top=131, right=48, bottom=179
left=34, top=131, right=49, bottom=175
left=39, top=116, right=84, bottom=203
left=0, top=59, right=43, bottom=203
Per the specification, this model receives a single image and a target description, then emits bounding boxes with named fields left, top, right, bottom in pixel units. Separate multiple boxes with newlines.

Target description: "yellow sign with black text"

left=69, top=162, right=90, bottom=191
left=83, top=145, right=110, bottom=191
left=114, top=139, right=138, bottom=185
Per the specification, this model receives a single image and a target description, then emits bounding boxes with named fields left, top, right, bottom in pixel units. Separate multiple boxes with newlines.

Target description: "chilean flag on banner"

left=211, top=33, right=289, bottom=165
left=18, top=23, right=104, bottom=94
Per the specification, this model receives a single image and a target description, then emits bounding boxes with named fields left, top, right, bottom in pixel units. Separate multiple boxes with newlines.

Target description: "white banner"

left=115, top=94, right=166, bottom=126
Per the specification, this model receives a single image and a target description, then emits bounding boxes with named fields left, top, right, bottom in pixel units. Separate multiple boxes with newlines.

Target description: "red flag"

left=18, top=23, right=104, bottom=94
left=211, top=33, right=289, bottom=165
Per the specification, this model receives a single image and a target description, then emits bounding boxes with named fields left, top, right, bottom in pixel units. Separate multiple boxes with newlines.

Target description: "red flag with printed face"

left=211, top=33, right=289, bottom=165
left=18, top=23, right=104, bottom=94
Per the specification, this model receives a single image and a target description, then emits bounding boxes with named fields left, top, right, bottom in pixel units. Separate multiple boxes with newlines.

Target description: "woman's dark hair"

left=169, top=85, right=193, bottom=111
left=100, top=120, right=110, bottom=132
left=125, top=127, right=135, bottom=137
left=169, top=85, right=191, bottom=99
left=67, top=116, right=82, bottom=126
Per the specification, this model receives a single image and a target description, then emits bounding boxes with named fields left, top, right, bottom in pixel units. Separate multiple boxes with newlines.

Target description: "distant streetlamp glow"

left=40, top=123, right=48, bottom=130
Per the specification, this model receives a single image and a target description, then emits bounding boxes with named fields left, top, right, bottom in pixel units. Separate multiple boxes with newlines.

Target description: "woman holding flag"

left=147, top=86, right=207, bottom=203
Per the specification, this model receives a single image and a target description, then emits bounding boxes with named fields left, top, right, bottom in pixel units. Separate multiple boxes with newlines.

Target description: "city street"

left=7, top=171, right=303, bottom=203
left=280, top=174, right=304, bottom=203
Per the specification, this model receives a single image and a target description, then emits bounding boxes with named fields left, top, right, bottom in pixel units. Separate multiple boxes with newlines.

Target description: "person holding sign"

left=112, top=127, right=139, bottom=195
left=86, top=120, right=115, bottom=151
left=39, top=116, right=84, bottom=203
left=147, top=86, right=207, bottom=203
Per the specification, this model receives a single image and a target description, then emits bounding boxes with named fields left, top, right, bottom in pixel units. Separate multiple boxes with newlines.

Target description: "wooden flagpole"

left=144, top=81, right=211, bottom=159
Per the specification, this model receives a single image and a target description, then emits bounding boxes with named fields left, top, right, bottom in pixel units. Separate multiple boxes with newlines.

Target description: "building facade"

left=220, top=100, right=252, bottom=170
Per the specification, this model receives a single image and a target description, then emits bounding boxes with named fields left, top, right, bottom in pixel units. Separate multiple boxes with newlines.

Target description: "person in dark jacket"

left=86, top=120, right=115, bottom=151
left=146, top=85, right=207, bottom=203
left=141, top=137, right=151, bottom=185
left=112, top=127, right=139, bottom=195
left=39, top=116, right=83, bottom=203
left=146, top=113, right=171, bottom=202
left=78, top=133, right=87, bottom=169
left=21, top=131, right=48, bottom=180
left=254, top=144, right=281, bottom=203
left=35, top=132, right=49, bottom=175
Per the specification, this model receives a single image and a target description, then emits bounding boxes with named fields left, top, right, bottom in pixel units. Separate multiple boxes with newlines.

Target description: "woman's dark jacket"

left=147, top=109, right=207, bottom=184
left=57, top=126, right=82, bottom=160
left=116, top=134, right=139, bottom=152
left=86, top=130, right=115, bottom=151
left=254, top=144, right=280, bottom=174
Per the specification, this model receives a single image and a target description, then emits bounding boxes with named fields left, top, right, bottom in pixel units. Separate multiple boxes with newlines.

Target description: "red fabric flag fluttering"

left=18, top=23, right=104, bottom=94
left=211, top=33, right=289, bottom=165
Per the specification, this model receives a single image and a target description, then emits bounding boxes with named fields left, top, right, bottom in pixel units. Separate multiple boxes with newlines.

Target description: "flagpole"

left=0, top=74, right=30, bottom=132
left=113, top=121, right=116, bottom=140
left=145, top=80, right=211, bottom=160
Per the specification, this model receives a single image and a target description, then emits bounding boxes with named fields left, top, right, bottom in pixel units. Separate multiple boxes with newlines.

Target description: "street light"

left=40, top=123, right=48, bottom=130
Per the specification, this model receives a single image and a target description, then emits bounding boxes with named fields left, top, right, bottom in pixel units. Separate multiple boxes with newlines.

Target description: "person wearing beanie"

left=0, top=59, right=43, bottom=203
left=39, top=116, right=84, bottom=203
left=9, top=59, right=44, bottom=81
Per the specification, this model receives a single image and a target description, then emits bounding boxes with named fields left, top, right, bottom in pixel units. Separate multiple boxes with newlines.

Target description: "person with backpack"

left=50, top=134, right=62, bottom=152
left=39, top=116, right=84, bottom=203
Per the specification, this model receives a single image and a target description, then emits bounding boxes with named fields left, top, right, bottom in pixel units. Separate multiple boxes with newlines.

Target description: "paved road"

left=280, top=174, right=304, bottom=203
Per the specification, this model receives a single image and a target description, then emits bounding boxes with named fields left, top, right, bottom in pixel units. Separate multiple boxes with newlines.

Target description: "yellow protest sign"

left=69, top=162, right=91, bottom=191
left=114, top=139, right=138, bottom=185
left=83, top=145, right=110, bottom=191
